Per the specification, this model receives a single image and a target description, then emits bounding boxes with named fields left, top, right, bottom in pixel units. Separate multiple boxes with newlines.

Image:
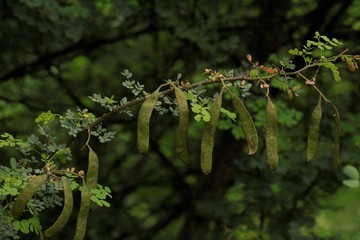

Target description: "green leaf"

left=20, top=220, right=30, bottom=234
left=331, top=38, right=342, bottom=45
left=90, top=195, right=103, bottom=206
left=202, top=111, right=211, bottom=122
left=101, top=200, right=110, bottom=207
left=249, top=69, right=259, bottom=78
left=288, top=48, right=299, bottom=55
left=104, top=186, right=111, bottom=193
left=342, top=179, right=360, bottom=188
left=320, top=35, right=330, bottom=42
left=342, top=165, right=359, bottom=180
left=194, top=115, right=202, bottom=122
left=321, top=62, right=341, bottom=81
left=220, top=108, right=236, bottom=121
left=35, top=110, right=56, bottom=125
left=191, top=103, right=202, bottom=113
left=10, top=157, right=17, bottom=169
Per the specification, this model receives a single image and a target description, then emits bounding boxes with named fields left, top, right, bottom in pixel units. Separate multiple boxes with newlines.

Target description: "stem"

left=86, top=54, right=355, bottom=132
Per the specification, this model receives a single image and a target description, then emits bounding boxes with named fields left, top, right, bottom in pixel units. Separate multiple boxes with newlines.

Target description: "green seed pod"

left=331, top=104, right=340, bottom=171
left=137, top=88, right=160, bottom=154
left=228, top=90, right=258, bottom=155
left=87, top=146, right=99, bottom=190
left=201, top=89, right=223, bottom=175
left=87, top=146, right=99, bottom=209
left=174, top=87, right=191, bottom=166
left=11, top=174, right=48, bottom=219
left=44, top=177, right=73, bottom=237
left=73, top=180, right=91, bottom=240
left=306, top=96, right=322, bottom=162
left=265, top=97, right=279, bottom=170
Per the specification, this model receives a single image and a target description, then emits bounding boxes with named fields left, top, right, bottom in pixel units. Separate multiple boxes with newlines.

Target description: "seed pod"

left=73, top=180, right=91, bottom=240
left=44, top=177, right=73, bottom=237
left=137, top=88, right=160, bottom=154
left=11, top=174, right=48, bottom=219
left=174, top=87, right=191, bottom=166
left=346, top=58, right=357, bottom=72
left=87, top=146, right=99, bottom=190
left=201, top=89, right=223, bottom=174
left=306, top=96, right=322, bottom=161
left=265, top=97, right=279, bottom=170
left=331, top=104, right=340, bottom=171
left=228, top=90, right=258, bottom=155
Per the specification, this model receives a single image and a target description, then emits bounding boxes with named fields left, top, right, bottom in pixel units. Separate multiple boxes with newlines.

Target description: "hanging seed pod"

left=137, top=88, right=160, bottom=154
left=73, top=180, right=91, bottom=240
left=87, top=146, right=99, bottom=190
left=306, top=96, right=322, bottom=162
left=331, top=104, right=340, bottom=171
left=201, top=89, right=223, bottom=174
left=174, top=87, right=191, bottom=166
left=11, top=174, right=48, bottom=219
left=228, top=90, right=258, bottom=155
left=265, top=97, right=279, bottom=170
left=44, top=177, right=73, bottom=237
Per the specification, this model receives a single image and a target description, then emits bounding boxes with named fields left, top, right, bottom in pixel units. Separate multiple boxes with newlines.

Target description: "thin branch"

left=86, top=60, right=323, bottom=130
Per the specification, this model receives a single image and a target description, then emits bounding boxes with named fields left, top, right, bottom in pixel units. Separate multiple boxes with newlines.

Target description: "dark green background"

left=1, top=0, right=360, bottom=239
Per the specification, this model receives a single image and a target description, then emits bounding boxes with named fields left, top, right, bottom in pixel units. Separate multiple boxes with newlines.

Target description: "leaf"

left=321, top=62, right=341, bottom=81
left=137, top=88, right=160, bottom=154
left=177, top=73, right=182, bottom=80
left=289, top=48, right=299, bottom=55
left=220, top=108, right=236, bottom=121
left=342, top=179, right=360, bottom=188
left=101, top=200, right=110, bottom=207
left=228, top=90, right=258, bottom=155
left=320, top=35, right=330, bottom=42
left=331, top=38, right=342, bottom=45
left=249, top=69, right=259, bottom=78
left=10, top=157, right=17, bottom=170
left=35, top=110, right=56, bottom=125
left=343, top=165, right=359, bottom=180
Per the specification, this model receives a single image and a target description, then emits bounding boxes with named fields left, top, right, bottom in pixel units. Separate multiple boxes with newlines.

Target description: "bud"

left=246, top=54, right=252, bottom=62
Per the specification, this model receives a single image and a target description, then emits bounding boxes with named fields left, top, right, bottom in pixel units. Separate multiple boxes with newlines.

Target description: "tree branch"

left=0, top=25, right=154, bottom=82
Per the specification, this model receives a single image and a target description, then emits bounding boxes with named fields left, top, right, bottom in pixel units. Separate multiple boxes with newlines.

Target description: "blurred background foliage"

left=1, top=0, right=360, bottom=239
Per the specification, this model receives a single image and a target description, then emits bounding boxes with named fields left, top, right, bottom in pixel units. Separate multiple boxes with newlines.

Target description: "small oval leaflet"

left=342, top=165, right=359, bottom=180
left=265, top=97, right=279, bottom=170
left=201, top=89, right=223, bottom=175
left=137, top=87, right=160, bottom=154
left=342, top=179, right=360, bottom=188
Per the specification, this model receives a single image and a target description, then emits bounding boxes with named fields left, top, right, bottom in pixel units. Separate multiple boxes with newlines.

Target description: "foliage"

left=0, top=29, right=359, bottom=239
